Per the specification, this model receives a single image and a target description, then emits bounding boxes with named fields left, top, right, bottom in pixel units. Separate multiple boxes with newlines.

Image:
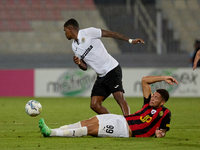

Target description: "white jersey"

left=72, top=27, right=119, bottom=77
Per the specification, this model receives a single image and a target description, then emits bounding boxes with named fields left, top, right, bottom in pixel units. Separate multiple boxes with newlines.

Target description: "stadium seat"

left=0, top=10, right=11, bottom=20
left=18, top=0, right=31, bottom=9
left=36, top=10, right=50, bottom=20
left=5, top=0, right=18, bottom=10
left=49, top=10, right=63, bottom=20
left=69, top=0, right=81, bottom=10
left=18, top=21, right=32, bottom=31
left=6, top=21, right=19, bottom=31
left=82, top=0, right=96, bottom=9
left=0, top=0, right=5, bottom=9
left=23, top=10, right=38, bottom=20
left=30, top=0, right=44, bottom=10
left=44, top=0, right=56, bottom=9
left=0, top=21, right=6, bottom=31
left=56, top=0, right=71, bottom=9
left=0, top=0, right=97, bottom=32
left=10, top=10, right=24, bottom=20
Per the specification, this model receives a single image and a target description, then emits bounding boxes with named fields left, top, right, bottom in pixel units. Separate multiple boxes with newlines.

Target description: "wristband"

left=128, top=39, right=134, bottom=44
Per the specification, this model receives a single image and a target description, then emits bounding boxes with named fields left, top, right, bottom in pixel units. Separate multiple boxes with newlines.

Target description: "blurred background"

left=0, top=0, right=200, bottom=68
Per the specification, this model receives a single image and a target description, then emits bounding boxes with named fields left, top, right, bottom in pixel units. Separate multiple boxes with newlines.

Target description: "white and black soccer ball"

left=25, top=100, right=42, bottom=117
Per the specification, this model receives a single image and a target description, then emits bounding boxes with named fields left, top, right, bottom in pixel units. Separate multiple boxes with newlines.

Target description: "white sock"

left=50, top=127, right=87, bottom=137
left=50, top=129, right=63, bottom=136
left=59, top=121, right=82, bottom=130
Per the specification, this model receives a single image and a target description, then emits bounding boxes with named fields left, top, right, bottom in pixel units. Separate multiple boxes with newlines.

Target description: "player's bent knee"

left=90, top=102, right=100, bottom=111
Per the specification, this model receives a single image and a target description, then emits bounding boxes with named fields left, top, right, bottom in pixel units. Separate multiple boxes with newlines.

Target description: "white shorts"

left=96, top=114, right=129, bottom=138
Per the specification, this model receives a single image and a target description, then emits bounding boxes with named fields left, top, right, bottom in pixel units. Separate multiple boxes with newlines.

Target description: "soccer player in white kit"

left=64, top=18, right=145, bottom=116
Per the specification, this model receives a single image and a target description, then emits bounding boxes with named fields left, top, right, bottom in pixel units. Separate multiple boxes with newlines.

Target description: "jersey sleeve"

left=85, top=27, right=102, bottom=39
left=159, top=111, right=171, bottom=131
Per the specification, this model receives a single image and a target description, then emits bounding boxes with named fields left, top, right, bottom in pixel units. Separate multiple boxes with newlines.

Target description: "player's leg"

left=112, top=91, right=130, bottom=116
left=81, top=116, right=99, bottom=136
left=58, top=121, right=82, bottom=130
left=106, top=65, right=130, bottom=116
left=54, top=115, right=99, bottom=130
left=39, top=118, right=88, bottom=137
left=90, top=76, right=110, bottom=114
left=90, top=96, right=110, bottom=114
left=50, top=127, right=88, bottom=137
left=39, top=116, right=99, bottom=137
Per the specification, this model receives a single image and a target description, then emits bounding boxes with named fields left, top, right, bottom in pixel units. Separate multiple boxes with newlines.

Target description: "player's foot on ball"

left=38, top=118, right=52, bottom=137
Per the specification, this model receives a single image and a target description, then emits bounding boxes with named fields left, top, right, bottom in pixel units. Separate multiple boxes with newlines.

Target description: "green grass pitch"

left=0, top=97, right=200, bottom=150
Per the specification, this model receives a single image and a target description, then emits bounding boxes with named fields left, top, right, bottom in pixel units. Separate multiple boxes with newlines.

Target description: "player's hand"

left=155, top=127, right=165, bottom=138
left=193, top=62, right=197, bottom=70
left=133, top=38, right=145, bottom=44
left=193, top=49, right=200, bottom=70
left=164, top=76, right=178, bottom=85
left=73, top=55, right=80, bottom=65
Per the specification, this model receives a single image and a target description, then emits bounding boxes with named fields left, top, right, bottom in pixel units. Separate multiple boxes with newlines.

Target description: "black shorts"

left=91, top=65, right=124, bottom=99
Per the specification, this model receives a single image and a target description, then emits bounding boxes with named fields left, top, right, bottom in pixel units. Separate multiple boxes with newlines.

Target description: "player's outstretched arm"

left=142, top=76, right=178, bottom=98
left=193, top=49, right=200, bottom=70
left=101, top=29, right=145, bottom=44
left=73, top=55, right=87, bottom=71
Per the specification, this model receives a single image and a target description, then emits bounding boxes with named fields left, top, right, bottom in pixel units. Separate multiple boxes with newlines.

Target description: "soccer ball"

left=25, top=100, right=42, bottom=117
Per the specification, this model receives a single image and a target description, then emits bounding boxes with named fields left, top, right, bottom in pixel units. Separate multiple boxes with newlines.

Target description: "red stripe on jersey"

left=126, top=103, right=150, bottom=121
left=133, top=103, right=149, bottom=114
left=128, top=107, right=163, bottom=131
left=135, top=108, right=170, bottom=137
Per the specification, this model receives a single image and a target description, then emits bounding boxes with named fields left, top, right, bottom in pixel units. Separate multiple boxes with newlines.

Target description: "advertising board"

left=0, top=70, right=34, bottom=96
left=35, top=68, right=200, bottom=97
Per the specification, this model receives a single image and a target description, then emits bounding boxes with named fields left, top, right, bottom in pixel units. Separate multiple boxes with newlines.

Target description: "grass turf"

left=0, top=97, right=200, bottom=150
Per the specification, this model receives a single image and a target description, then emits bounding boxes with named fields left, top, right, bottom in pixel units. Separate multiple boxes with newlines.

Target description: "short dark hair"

left=195, top=39, right=200, bottom=44
left=156, top=89, right=169, bottom=102
left=64, top=18, right=79, bottom=29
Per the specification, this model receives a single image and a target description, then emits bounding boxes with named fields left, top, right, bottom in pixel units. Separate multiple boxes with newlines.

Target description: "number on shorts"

left=105, top=125, right=114, bottom=134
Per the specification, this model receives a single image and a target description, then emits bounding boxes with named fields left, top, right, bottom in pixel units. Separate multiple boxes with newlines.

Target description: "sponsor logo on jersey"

left=140, top=115, right=152, bottom=123
left=81, top=45, right=93, bottom=59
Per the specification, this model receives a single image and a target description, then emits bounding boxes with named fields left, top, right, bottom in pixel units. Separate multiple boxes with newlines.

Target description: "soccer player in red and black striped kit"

left=39, top=76, right=178, bottom=138
left=125, top=76, right=178, bottom=138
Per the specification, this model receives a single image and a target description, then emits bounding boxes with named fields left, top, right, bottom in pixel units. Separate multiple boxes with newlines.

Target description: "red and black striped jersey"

left=125, top=94, right=171, bottom=137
